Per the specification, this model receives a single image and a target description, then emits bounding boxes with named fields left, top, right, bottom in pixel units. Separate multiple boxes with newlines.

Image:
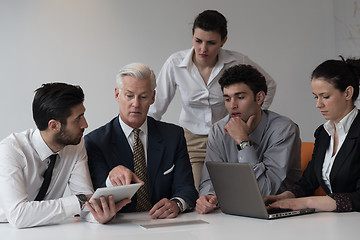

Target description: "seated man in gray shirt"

left=196, top=64, right=302, bottom=214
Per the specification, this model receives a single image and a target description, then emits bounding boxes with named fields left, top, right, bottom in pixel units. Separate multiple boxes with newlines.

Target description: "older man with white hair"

left=85, top=63, right=197, bottom=219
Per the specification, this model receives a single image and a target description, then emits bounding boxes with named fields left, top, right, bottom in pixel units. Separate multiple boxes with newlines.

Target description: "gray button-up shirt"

left=199, top=110, right=302, bottom=197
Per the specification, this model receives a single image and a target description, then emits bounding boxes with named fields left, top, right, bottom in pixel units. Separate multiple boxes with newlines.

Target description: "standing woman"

left=148, top=10, right=276, bottom=189
left=265, top=58, right=360, bottom=212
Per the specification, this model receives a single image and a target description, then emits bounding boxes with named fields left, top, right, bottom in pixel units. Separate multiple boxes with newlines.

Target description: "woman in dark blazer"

left=265, top=58, right=360, bottom=212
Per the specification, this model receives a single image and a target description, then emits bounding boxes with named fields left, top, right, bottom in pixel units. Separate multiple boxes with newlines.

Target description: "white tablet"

left=84, top=183, right=142, bottom=211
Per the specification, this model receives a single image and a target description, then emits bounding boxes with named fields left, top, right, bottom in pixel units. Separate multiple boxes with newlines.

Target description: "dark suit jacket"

left=84, top=116, right=198, bottom=212
left=293, top=111, right=360, bottom=211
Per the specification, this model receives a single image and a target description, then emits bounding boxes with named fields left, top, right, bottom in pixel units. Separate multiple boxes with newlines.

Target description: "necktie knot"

left=49, top=154, right=57, bottom=162
left=133, top=129, right=141, bottom=139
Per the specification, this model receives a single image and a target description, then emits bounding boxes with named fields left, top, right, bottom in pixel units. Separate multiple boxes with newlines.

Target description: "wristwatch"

left=237, top=140, right=254, bottom=151
left=76, top=194, right=88, bottom=210
left=172, top=199, right=184, bottom=213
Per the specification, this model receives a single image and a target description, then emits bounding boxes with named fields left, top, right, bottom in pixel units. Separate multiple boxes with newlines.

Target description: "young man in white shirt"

left=0, top=83, right=130, bottom=228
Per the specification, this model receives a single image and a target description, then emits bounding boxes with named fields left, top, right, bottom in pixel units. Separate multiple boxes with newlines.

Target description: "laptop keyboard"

left=267, top=208, right=293, bottom=214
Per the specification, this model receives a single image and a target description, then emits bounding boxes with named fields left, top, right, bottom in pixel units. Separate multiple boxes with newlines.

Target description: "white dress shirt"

left=322, top=107, right=358, bottom=193
left=120, top=117, right=149, bottom=161
left=148, top=48, right=277, bottom=135
left=0, top=129, right=94, bottom=228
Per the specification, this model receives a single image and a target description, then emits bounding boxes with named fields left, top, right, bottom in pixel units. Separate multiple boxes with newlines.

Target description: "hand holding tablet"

left=84, top=183, right=142, bottom=211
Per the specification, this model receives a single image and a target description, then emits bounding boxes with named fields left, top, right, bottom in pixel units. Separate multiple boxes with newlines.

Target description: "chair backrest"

left=301, top=142, right=315, bottom=174
left=300, top=142, right=326, bottom=196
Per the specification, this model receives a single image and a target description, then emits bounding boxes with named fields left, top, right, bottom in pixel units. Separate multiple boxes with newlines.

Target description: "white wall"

left=0, top=0, right=337, bottom=142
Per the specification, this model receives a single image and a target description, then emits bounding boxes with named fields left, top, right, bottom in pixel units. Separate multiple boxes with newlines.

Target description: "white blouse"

left=148, top=48, right=277, bottom=135
left=322, top=107, right=358, bottom=192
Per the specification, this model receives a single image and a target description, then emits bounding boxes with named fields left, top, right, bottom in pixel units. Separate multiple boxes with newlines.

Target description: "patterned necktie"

left=35, top=154, right=58, bottom=201
left=133, top=129, right=152, bottom=211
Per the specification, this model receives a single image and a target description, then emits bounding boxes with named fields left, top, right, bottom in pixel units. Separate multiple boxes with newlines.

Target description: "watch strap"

left=76, top=194, right=88, bottom=210
left=237, top=140, right=254, bottom=150
left=172, top=198, right=184, bottom=212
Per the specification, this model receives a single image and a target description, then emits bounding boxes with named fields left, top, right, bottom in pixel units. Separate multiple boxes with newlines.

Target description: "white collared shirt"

left=119, top=116, right=148, bottom=163
left=0, top=129, right=94, bottom=228
left=148, top=48, right=277, bottom=135
left=322, top=107, right=358, bottom=192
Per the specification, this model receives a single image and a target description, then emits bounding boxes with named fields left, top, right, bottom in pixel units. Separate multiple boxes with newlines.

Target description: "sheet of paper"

left=140, top=219, right=208, bottom=229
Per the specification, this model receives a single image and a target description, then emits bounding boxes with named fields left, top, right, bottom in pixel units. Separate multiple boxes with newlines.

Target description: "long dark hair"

left=311, top=57, right=360, bottom=102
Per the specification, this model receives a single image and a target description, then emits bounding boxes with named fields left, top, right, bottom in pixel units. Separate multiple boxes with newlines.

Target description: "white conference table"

left=0, top=210, right=358, bottom=240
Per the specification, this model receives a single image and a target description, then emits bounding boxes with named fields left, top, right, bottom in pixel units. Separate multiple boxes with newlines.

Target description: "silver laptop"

left=206, top=162, right=315, bottom=219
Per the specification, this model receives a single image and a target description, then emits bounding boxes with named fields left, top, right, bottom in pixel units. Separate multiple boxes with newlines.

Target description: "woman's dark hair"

left=311, top=57, right=360, bottom=102
left=192, top=10, right=228, bottom=40
left=219, top=65, right=268, bottom=99
left=32, top=82, right=84, bottom=130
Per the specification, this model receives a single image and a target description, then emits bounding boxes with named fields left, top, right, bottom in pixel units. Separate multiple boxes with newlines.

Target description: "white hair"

left=115, top=63, right=156, bottom=91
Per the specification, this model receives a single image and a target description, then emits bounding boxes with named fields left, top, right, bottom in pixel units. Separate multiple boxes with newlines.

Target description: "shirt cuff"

left=328, top=193, right=353, bottom=212
left=63, top=195, right=81, bottom=217
left=106, top=176, right=113, bottom=187
left=237, top=146, right=257, bottom=166
left=82, top=211, right=98, bottom=223
left=170, top=197, right=189, bottom=212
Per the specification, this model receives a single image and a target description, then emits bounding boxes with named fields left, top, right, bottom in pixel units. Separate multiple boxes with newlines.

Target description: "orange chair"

left=301, top=142, right=326, bottom=196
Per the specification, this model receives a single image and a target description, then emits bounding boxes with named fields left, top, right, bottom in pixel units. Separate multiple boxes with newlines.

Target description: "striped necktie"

left=133, top=129, right=152, bottom=211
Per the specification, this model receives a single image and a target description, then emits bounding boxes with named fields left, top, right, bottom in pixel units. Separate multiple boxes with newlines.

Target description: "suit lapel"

left=330, top=112, right=360, bottom=182
left=315, top=128, right=331, bottom=192
left=146, top=117, right=165, bottom=196
left=111, top=118, right=134, bottom=170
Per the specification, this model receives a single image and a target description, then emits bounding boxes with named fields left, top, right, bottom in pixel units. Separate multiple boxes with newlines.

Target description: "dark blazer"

left=84, top=116, right=198, bottom=212
left=294, top=111, right=360, bottom=211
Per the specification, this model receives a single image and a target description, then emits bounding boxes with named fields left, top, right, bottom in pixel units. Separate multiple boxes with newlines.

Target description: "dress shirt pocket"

left=163, top=164, right=175, bottom=175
